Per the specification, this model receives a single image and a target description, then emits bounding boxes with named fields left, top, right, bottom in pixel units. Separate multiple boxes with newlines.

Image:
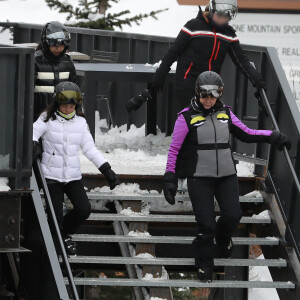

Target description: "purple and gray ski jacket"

left=166, top=101, right=272, bottom=178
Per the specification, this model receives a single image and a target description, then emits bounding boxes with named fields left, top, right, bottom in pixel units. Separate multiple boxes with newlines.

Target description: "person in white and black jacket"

left=33, top=82, right=120, bottom=255
left=34, top=21, right=77, bottom=121
left=127, top=1, right=266, bottom=129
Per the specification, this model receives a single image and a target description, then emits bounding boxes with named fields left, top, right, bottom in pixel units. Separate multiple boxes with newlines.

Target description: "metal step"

left=72, top=234, right=279, bottom=245
left=64, top=278, right=295, bottom=289
left=88, top=213, right=270, bottom=224
left=85, top=193, right=264, bottom=203
left=66, top=256, right=287, bottom=267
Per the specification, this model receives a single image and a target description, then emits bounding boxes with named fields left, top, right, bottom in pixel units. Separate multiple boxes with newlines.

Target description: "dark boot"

left=216, top=237, right=233, bottom=258
left=63, top=234, right=77, bottom=256
left=196, top=266, right=213, bottom=282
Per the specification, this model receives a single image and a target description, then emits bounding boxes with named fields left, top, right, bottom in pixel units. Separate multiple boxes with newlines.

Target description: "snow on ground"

left=244, top=190, right=263, bottom=198
left=236, top=160, right=255, bottom=177
left=142, top=266, right=169, bottom=280
left=80, top=113, right=170, bottom=175
left=127, top=230, right=151, bottom=237
left=150, top=297, right=167, bottom=300
left=120, top=205, right=150, bottom=216
left=90, top=182, right=159, bottom=195
left=252, top=210, right=270, bottom=219
left=135, top=252, right=155, bottom=259
left=0, top=177, right=10, bottom=191
left=248, top=254, right=280, bottom=300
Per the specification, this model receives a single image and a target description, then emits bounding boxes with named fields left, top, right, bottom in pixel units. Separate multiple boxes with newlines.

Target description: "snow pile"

left=127, top=230, right=151, bottom=237
left=95, top=117, right=171, bottom=153
left=80, top=115, right=170, bottom=175
left=252, top=210, right=270, bottom=219
left=236, top=160, right=255, bottom=177
left=90, top=182, right=160, bottom=195
left=265, top=236, right=278, bottom=241
left=120, top=205, right=150, bottom=216
left=135, top=252, right=155, bottom=259
left=150, top=297, right=167, bottom=300
left=248, top=254, right=280, bottom=300
left=142, top=266, right=169, bottom=280
left=0, top=178, right=10, bottom=192
left=244, top=190, right=263, bottom=198
left=145, top=60, right=177, bottom=71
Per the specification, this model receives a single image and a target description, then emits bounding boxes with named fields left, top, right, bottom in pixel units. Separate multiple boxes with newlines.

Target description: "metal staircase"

left=56, top=191, right=297, bottom=299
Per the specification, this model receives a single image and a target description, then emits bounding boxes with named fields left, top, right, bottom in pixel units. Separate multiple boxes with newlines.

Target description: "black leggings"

left=46, top=179, right=91, bottom=235
left=187, top=174, right=242, bottom=268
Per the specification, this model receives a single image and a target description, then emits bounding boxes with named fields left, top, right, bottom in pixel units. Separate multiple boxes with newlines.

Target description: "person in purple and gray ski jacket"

left=163, top=71, right=291, bottom=282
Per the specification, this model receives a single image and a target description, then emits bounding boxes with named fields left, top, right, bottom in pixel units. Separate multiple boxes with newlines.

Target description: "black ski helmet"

left=195, top=71, right=224, bottom=99
left=209, top=0, right=238, bottom=20
left=41, top=21, right=71, bottom=51
left=54, top=81, right=83, bottom=106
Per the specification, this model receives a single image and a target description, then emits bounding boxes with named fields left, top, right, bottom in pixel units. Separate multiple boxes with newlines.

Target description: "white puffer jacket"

left=33, top=112, right=107, bottom=183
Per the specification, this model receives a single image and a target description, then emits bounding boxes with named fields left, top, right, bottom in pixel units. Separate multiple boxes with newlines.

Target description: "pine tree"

left=45, top=0, right=168, bottom=30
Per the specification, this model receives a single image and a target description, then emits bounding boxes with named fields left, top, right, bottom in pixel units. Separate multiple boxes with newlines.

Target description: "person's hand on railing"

left=269, top=130, right=291, bottom=151
left=125, top=89, right=152, bottom=112
left=99, top=162, right=121, bottom=190
left=32, top=141, right=42, bottom=163
left=163, top=172, right=178, bottom=205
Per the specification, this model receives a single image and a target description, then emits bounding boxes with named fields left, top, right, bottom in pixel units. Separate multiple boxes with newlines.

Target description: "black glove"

left=163, top=172, right=178, bottom=205
left=32, top=141, right=42, bottom=163
left=254, top=80, right=266, bottom=90
left=125, top=89, right=152, bottom=112
left=269, top=131, right=291, bottom=151
left=99, top=162, right=121, bottom=190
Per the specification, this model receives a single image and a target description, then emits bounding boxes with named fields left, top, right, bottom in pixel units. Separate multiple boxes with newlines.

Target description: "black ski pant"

left=170, top=89, right=195, bottom=132
left=46, top=179, right=91, bottom=235
left=187, top=174, right=243, bottom=269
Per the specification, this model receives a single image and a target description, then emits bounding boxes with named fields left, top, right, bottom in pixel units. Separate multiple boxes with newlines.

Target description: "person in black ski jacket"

left=126, top=0, right=266, bottom=129
left=33, top=21, right=77, bottom=121
left=163, top=71, right=290, bottom=282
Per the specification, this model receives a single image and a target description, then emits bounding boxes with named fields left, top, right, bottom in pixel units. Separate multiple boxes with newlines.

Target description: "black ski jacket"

left=34, top=49, right=77, bottom=120
left=152, top=11, right=263, bottom=92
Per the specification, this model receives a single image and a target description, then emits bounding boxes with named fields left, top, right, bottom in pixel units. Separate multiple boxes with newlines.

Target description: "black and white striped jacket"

left=152, top=11, right=263, bottom=92
left=34, top=49, right=77, bottom=120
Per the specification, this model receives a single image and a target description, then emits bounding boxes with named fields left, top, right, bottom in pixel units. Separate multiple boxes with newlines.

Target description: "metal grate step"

left=64, top=278, right=295, bottom=289
left=88, top=213, right=270, bottom=224
left=85, top=193, right=264, bottom=203
left=72, top=234, right=279, bottom=245
left=66, top=256, right=287, bottom=267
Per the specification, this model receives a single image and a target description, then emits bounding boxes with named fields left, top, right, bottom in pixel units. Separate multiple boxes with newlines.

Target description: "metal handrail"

left=35, top=159, right=79, bottom=300
left=259, top=89, right=300, bottom=195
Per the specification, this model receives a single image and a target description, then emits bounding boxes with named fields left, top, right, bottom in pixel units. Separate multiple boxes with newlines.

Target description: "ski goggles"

left=198, top=85, right=223, bottom=98
left=215, top=3, right=238, bottom=20
left=46, top=31, right=71, bottom=47
left=55, top=91, right=83, bottom=105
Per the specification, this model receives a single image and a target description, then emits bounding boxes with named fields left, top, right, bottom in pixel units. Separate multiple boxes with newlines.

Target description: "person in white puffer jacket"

left=33, top=81, right=120, bottom=255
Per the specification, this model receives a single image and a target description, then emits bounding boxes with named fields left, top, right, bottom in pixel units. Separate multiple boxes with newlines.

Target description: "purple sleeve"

left=165, top=113, right=189, bottom=173
left=230, top=110, right=272, bottom=136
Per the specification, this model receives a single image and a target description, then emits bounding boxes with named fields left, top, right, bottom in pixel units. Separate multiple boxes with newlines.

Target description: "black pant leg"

left=214, top=174, right=242, bottom=243
left=187, top=177, right=217, bottom=269
left=46, top=179, right=65, bottom=233
left=63, top=180, right=91, bottom=234
left=170, top=89, right=195, bottom=131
